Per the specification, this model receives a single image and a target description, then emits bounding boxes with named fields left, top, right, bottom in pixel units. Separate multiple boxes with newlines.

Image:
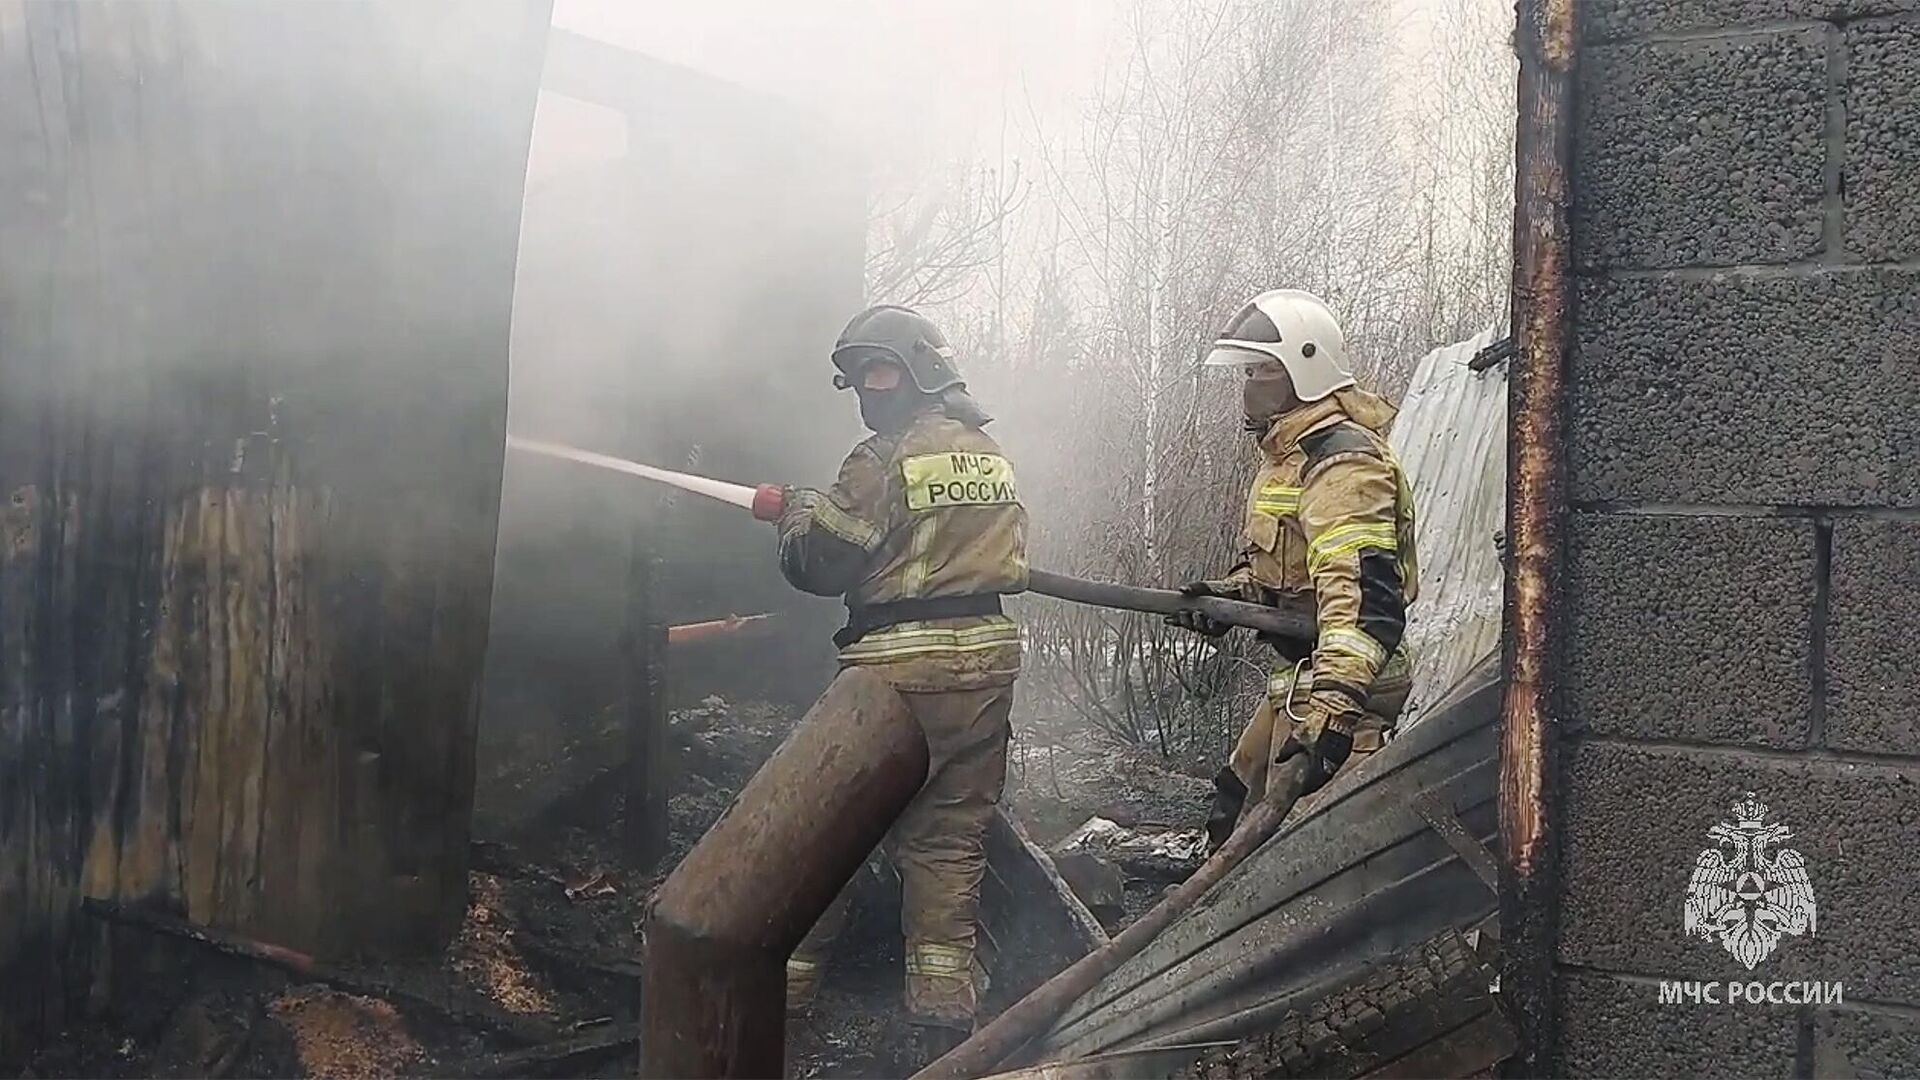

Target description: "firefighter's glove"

left=1166, top=580, right=1233, bottom=637
left=1307, top=727, right=1354, bottom=790
left=775, top=487, right=821, bottom=534
left=1277, top=690, right=1363, bottom=793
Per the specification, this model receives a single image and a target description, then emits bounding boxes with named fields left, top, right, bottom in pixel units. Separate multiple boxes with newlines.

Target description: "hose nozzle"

left=751, top=484, right=787, bottom=522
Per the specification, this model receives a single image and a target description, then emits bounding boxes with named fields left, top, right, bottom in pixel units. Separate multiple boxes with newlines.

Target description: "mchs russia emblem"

left=1683, top=792, right=1817, bottom=970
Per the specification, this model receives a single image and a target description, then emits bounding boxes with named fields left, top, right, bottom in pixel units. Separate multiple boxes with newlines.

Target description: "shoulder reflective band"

left=902, top=452, right=1020, bottom=511
left=1254, top=482, right=1302, bottom=516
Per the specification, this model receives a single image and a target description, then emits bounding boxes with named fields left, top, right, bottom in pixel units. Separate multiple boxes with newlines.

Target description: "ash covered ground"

left=28, top=692, right=1206, bottom=1079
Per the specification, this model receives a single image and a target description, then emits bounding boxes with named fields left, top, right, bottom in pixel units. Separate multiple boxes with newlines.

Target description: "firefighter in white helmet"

left=1167, top=289, right=1419, bottom=850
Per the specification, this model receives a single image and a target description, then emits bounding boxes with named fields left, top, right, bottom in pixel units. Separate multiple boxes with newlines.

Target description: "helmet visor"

left=832, top=342, right=906, bottom=376
left=1202, top=340, right=1285, bottom=368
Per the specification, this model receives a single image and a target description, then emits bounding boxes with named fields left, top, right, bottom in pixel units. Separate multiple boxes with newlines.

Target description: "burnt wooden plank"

left=1356, top=1009, right=1516, bottom=1080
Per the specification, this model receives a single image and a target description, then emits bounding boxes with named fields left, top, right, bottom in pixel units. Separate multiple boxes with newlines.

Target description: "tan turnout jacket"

left=1222, top=388, right=1419, bottom=732
left=776, top=404, right=1027, bottom=692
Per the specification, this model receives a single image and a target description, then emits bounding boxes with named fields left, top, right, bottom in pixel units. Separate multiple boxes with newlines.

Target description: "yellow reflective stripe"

left=848, top=622, right=1019, bottom=645
left=1309, top=522, right=1399, bottom=553
left=838, top=620, right=1021, bottom=662
left=786, top=959, right=821, bottom=973
left=1306, top=523, right=1398, bottom=572
left=1266, top=665, right=1307, bottom=698
left=905, top=942, right=972, bottom=978
left=902, top=511, right=935, bottom=597
left=1254, top=483, right=1302, bottom=515
left=813, top=499, right=882, bottom=551
left=1319, top=627, right=1387, bottom=668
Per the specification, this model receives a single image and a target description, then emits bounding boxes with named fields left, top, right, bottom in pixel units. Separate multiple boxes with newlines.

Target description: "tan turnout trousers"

left=783, top=674, right=1012, bottom=1027
left=1226, top=649, right=1413, bottom=808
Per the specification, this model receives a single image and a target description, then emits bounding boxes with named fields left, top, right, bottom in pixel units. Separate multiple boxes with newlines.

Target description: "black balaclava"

left=1242, top=366, right=1304, bottom=437
left=857, top=385, right=930, bottom=434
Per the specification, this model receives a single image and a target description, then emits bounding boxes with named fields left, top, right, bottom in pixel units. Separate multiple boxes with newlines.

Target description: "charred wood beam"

left=1467, top=337, right=1515, bottom=373
left=434, top=1021, right=644, bottom=1078
left=1413, top=792, right=1502, bottom=893
left=1500, top=0, right=1576, bottom=1071
left=82, top=899, right=563, bottom=1046
left=987, top=811, right=1109, bottom=949
left=511, top=931, right=648, bottom=986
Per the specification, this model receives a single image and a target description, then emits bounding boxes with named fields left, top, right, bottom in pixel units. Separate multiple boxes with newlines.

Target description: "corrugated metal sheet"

left=1389, top=325, right=1508, bottom=721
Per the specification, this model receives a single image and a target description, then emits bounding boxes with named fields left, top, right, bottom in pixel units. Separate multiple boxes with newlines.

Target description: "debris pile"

left=268, top=991, right=425, bottom=1080
left=29, top=693, right=1106, bottom=1080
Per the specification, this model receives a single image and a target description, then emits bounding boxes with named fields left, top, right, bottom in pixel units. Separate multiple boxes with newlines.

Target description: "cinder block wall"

left=1559, top=0, right=1920, bottom=1074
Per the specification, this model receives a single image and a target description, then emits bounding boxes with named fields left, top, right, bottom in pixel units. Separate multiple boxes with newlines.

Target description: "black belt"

left=835, top=594, right=1005, bottom=649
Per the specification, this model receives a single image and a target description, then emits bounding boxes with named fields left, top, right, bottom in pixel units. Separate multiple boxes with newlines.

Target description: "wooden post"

left=624, top=535, right=671, bottom=868
left=1500, top=0, right=1576, bottom=1071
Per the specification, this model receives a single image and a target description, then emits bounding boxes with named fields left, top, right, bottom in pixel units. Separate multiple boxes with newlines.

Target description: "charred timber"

left=639, top=669, right=931, bottom=1079
left=437, top=1022, right=645, bottom=1079
left=81, top=899, right=562, bottom=1045
left=1500, top=0, right=1576, bottom=1071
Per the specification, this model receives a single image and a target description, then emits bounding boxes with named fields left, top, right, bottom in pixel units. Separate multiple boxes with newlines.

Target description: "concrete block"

left=1570, top=270, right=1920, bottom=506
left=1583, top=0, right=1920, bottom=41
left=1559, top=969, right=1798, bottom=1079
left=1574, top=32, right=1827, bottom=268
left=1567, top=513, right=1815, bottom=748
left=1815, top=1010, right=1920, bottom=1078
left=1826, top=518, right=1920, bottom=755
left=1560, top=741, right=1920, bottom=1003
left=1846, top=20, right=1920, bottom=261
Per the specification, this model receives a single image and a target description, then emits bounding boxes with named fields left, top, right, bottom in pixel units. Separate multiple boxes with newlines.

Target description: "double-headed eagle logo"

left=1684, top=792, right=1818, bottom=970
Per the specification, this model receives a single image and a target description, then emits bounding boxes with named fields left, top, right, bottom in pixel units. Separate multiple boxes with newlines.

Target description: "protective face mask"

left=1242, top=371, right=1299, bottom=429
left=857, top=387, right=921, bottom=433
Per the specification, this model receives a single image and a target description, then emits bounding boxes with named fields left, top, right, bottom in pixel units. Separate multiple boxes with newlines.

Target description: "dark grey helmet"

left=830, top=305, right=966, bottom=395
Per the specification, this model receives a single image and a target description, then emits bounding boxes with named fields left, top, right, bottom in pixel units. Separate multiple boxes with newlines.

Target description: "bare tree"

left=864, top=159, right=1027, bottom=308
left=898, top=0, right=1518, bottom=759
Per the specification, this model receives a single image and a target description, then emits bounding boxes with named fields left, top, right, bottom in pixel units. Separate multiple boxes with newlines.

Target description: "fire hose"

left=513, top=436, right=1318, bottom=1077
left=508, top=436, right=1315, bottom=645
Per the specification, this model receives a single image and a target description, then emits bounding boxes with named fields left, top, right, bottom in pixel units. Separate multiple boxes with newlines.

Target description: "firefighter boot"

left=904, top=1018, right=971, bottom=1072
left=1204, top=766, right=1248, bottom=854
left=786, top=878, right=856, bottom=1015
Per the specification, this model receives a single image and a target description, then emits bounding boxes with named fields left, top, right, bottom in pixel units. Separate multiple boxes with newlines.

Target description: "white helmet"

left=1202, top=289, right=1353, bottom=402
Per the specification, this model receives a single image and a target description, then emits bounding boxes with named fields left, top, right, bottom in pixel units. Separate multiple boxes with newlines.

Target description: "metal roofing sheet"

left=1389, top=325, right=1508, bottom=722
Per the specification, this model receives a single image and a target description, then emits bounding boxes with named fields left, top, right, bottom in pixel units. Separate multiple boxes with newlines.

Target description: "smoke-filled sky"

left=535, top=0, right=1459, bottom=215
left=551, top=0, right=1117, bottom=159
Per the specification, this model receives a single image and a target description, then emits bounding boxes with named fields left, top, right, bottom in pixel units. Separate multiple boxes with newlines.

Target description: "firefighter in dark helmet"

left=1167, top=289, right=1419, bottom=850
left=775, top=305, right=1027, bottom=1060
